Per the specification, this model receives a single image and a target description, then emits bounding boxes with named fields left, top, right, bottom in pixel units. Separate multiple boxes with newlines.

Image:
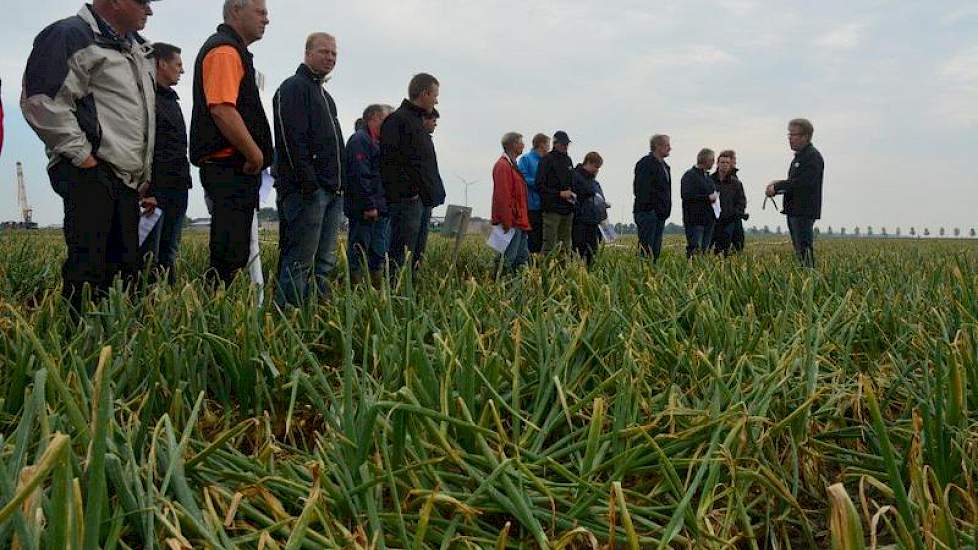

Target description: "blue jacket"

left=516, top=150, right=543, bottom=211
left=344, top=128, right=385, bottom=217
left=572, top=165, right=608, bottom=225
left=272, top=63, right=345, bottom=194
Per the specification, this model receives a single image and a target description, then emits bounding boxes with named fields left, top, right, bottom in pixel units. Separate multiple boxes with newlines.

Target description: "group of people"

left=20, top=0, right=824, bottom=315
left=492, top=118, right=824, bottom=271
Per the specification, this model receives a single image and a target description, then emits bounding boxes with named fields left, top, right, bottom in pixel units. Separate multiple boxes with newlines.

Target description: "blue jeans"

left=347, top=215, right=391, bottom=275
left=685, top=221, right=715, bottom=258
left=142, top=188, right=188, bottom=282
left=635, top=210, right=666, bottom=262
left=388, top=196, right=424, bottom=272
left=500, top=229, right=530, bottom=273
left=415, top=206, right=433, bottom=267
left=787, top=216, right=816, bottom=268
left=275, top=188, right=344, bottom=306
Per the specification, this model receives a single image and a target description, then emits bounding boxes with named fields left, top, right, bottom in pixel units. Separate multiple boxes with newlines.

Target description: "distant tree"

left=815, top=227, right=821, bottom=235
left=258, top=207, right=278, bottom=223
left=940, top=227, right=946, bottom=237
left=827, top=226, right=834, bottom=235
left=867, top=226, right=874, bottom=236
left=776, top=226, right=782, bottom=235
left=971, top=228, right=976, bottom=238
left=881, top=227, right=888, bottom=236
left=954, top=228, right=960, bottom=237
left=910, top=227, right=916, bottom=237
left=854, top=227, right=861, bottom=236
left=749, top=226, right=758, bottom=235
left=628, top=223, right=637, bottom=234
left=840, top=227, right=847, bottom=236
left=924, top=228, right=931, bottom=237
left=763, top=225, right=771, bottom=234
left=896, top=227, right=901, bottom=237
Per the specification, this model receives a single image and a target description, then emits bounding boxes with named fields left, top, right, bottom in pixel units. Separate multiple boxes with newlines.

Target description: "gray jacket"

left=21, top=5, right=155, bottom=188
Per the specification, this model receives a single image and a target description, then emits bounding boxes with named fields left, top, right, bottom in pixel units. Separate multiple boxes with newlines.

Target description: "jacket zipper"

left=320, top=85, right=343, bottom=193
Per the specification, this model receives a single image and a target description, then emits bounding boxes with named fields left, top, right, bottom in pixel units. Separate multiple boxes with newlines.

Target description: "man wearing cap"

left=190, top=0, right=273, bottom=287
left=22, top=0, right=158, bottom=314
left=535, top=131, right=576, bottom=257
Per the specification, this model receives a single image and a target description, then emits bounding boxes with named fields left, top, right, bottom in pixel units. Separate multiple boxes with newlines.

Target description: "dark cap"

left=553, top=130, right=571, bottom=145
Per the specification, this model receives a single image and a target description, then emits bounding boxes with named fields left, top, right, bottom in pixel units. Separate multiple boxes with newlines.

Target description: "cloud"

left=814, top=23, right=866, bottom=51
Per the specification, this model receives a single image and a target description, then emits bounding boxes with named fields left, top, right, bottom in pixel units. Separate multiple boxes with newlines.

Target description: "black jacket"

left=681, top=166, right=716, bottom=226
left=150, top=85, right=191, bottom=192
left=633, top=154, right=672, bottom=218
left=189, top=24, right=273, bottom=169
left=774, top=143, right=824, bottom=219
left=536, top=149, right=575, bottom=215
left=380, top=99, right=440, bottom=205
left=272, top=63, right=345, bottom=194
left=712, top=169, right=745, bottom=223
left=344, top=128, right=385, bottom=217
left=572, top=165, right=608, bottom=225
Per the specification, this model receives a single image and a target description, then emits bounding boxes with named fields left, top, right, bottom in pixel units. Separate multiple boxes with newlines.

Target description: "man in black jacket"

left=141, top=43, right=191, bottom=284
left=766, top=118, right=824, bottom=268
left=537, top=130, right=575, bottom=257
left=272, top=32, right=345, bottom=307
left=711, top=150, right=747, bottom=256
left=681, top=148, right=718, bottom=258
left=633, top=134, right=672, bottom=262
left=190, top=0, right=272, bottom=287
left=381, top=73, right=441, bottom=275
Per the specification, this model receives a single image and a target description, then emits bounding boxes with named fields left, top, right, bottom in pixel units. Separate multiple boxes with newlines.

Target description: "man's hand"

left=363, top=208, right=379, bottom=222
left=243, top=150, right=264, bottom=175
left=765, top=183, right=777, bottom=197
left=501, top=223, right=511, bottom=232
left=79, top=155, right=98, bottom=169
left=138, top=182, right=151, bottom=199
left=141, top=196, right=158, bottom=215
left=559, top=190, right=575, bottom=201
left=709, top=192, right=719, bottom=204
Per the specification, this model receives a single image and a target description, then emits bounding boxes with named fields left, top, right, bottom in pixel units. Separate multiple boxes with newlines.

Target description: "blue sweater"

left=516, top=150, right=543, bottom=211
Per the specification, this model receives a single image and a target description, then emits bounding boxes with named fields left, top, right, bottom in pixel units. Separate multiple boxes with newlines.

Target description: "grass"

left=0, top=229, right=976, bottom=549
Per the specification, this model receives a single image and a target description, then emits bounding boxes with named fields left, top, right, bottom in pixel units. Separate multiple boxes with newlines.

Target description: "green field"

left=1, top=230, right=976, bottom=549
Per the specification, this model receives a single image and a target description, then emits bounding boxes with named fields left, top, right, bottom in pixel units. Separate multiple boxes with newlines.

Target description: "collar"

left=80, top=4, right=147, bottom=49
left=155, top=84, right=179, bottom=99
left=400, top=98, right=431, bottom=118
left=794, top=143, right=814, bottom=157
left=297, top=63, right=330, bottom=85
left=216, top=23, right=246, bottom=48
left=366, top=126, right=380, bottom=141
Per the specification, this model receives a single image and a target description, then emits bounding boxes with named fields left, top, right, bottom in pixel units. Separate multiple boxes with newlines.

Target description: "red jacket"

left=491, top=155, right=531, bottom=231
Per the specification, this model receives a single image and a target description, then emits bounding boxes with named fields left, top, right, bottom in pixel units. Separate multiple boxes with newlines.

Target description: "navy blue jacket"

left=150, top=85, right=191, bottom=192
left=380, top=99, right=442, bottom=206
left=344, top=128, right=385, bottom=217
left=272, top=63, right=345, bottom=194
left=537, top=149, right=575, bottom=215
left=633, top=154, right=671, bottom=218
left=572, top=165, right=608, bottom=225
left=681, top=166, right=716, bottom=226
left=774, top=143, right=824, bottom=219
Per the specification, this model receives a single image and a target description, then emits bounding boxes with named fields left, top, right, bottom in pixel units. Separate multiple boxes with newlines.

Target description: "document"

left=138, top=208, right=163, bottom=246
left=486, top=226, right=516, bottom=254
left=599, top=221, right=618, bottom=242
left=259, top=170, right=275, bottom=206
left=711, top=193, right=721, bottom=219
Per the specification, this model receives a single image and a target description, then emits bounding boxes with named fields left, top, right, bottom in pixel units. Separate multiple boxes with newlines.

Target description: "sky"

left=1, top=0, right=976, bottom=233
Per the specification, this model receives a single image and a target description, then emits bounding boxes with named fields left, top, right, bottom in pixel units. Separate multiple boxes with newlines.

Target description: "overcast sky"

left=1, top=0, right=976, bottom=232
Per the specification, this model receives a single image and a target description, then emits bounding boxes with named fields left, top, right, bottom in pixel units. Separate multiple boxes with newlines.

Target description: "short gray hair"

left=363, top=103, right=393, bottom=122
left=696, top=148, right=715, bottom=165
left=501, top=132, right=523, bottom=152
left=788, top=118, right=814, bottom=139
left=650, top=134, right=670, bottom=150
left=223, top=0, right=255, bottom=22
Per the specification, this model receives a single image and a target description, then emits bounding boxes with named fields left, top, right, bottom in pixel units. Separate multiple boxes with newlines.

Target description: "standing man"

left=536, top=130, right=575, bottom=257
left=491, top=132, right=532, bottom=273
left=766, top=118, right=824, bottom=267
left=633, top=134, right=672, bottom=263
left=571, top=152, right=608, bottom=267
left=272, top=32, right=345, bottom=307
left=726, top=151, right=748, bottom=252
left=381, top=73, right=441, bottom=275
left=711, top=150, right=746, bottom=256
left=22, top=0, right=157, bottom=314
left=517, top=133, right=549, bottom=254
left=142, top=42, right=191, bottom=283
left=345, top=103, right=392, bottom=286
left=190, top=0, right=272, bottom=287
left=681, top=148, right=718, bottom=258
left=415, top=108, right=445, bottom=269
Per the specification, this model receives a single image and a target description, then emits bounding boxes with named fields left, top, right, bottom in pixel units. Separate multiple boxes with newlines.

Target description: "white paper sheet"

left=598, top=221, right=618, bottom=242
left=249, top=210, right=264, bottom=306
left=711, top=192, right=721, bottom=219
left=138, top=208, right=163, bottom=246
left=486, top=226, right=516, bottom=254
left=259, top=170, right=275, bottom=206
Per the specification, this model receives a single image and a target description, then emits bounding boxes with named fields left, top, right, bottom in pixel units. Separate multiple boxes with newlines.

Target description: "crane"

left=16, top=162, right=37, bottom=229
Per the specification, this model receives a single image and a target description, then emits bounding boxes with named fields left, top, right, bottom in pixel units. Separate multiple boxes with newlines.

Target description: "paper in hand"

left=486, top=226, right=516, bottom=254
left=138, top=208, right=163, bottom=246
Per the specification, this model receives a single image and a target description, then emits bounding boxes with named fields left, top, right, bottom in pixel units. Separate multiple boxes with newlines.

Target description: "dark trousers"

left=732, top=219, right=745, bottom=252
left=527, top=210, right=543, bottom=254
left=712, top=219, right=738, bottom=256
left=787, top=216, right=816, bottom=267
left=200, top=164, right=259, bottom=287
left=388, top=196, right=424, bottom=272
left=635, top=210, right=666, bottom=262
left=141, top=187, right=188, bottom=283
left=275, top=187, right=344, bottom=306
left=415, top=206, right=433, bottom=268
left=572, top=223, right=600, bottom=266
left=685, top=220, right=715, bottom=258
left=348, top=215, right=391, bottom=275
left=50, top=160, right=141, bottom=313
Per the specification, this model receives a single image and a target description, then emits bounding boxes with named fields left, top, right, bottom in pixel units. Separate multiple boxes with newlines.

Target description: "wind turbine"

left=455, top=174, right=482, bottom=208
